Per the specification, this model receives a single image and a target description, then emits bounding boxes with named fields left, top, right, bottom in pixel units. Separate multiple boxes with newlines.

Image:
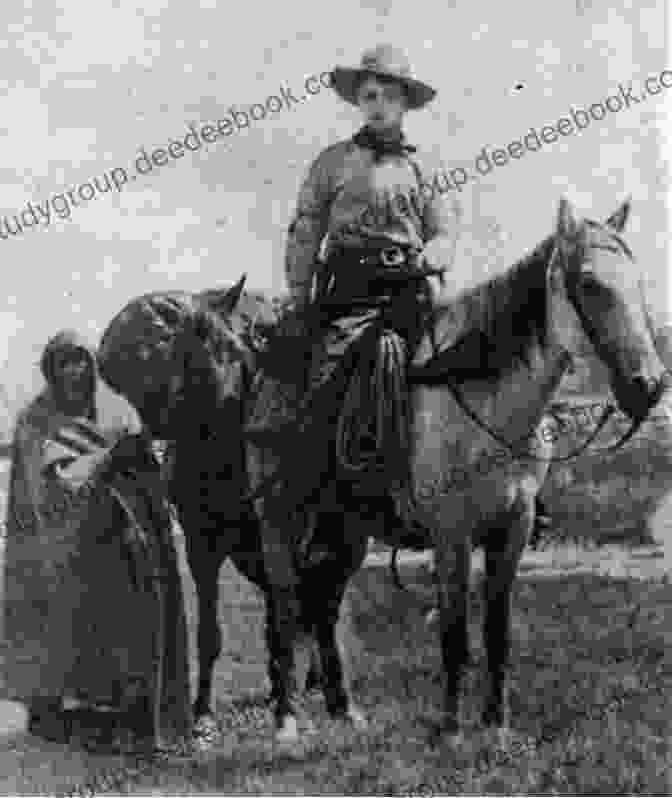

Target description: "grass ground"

left=12, top=543, right=664, bottom=797
left=1, top=407, right=672, bottom=795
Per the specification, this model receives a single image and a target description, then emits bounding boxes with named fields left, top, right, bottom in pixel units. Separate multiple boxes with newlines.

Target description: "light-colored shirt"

left=285, top=136, right=462, bottom=304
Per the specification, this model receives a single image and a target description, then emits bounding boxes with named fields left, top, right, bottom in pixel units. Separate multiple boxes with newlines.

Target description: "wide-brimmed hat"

left=330, top=44, right=437, bottom=110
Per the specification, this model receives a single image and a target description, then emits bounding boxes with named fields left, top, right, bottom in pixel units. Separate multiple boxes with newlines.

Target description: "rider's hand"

left=417, top=248, right=445, bottom=277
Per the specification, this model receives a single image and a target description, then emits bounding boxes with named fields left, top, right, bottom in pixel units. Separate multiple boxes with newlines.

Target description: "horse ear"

left=556, top=197, right=578, bottom=240
left=207, top=274, right=247, bottom=316
left=605, top=197, right=631, bottom=232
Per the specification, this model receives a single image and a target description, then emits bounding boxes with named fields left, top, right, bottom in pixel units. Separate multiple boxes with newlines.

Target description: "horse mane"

left=433, top=234, right=557, bottom=380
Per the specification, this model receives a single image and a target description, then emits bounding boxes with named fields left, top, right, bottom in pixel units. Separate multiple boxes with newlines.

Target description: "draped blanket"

left=98, top=288, right=276, bottom=433
left=97, top=292, right=205, bottom=438
left=1, top=389, right=192, bottom=746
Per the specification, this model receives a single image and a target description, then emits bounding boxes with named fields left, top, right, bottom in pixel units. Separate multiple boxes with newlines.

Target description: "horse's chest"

left=408, top=386, right=532, bottom=527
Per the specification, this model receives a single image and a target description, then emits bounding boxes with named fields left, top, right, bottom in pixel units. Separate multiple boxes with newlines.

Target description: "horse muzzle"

left=617, top=371, right=672, bottom=424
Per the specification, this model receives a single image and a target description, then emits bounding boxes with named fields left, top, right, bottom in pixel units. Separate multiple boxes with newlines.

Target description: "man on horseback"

left=253, top=45, right=464, bottom=555
left=250, top=43, right=557, bottom=556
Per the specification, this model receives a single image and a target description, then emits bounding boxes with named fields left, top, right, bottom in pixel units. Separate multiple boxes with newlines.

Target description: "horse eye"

left=579, top=272, right=600, bottom=291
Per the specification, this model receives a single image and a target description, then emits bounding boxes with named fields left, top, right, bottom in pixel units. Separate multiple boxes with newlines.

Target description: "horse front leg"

left=433, top=535, right=471, bottom=743
left=229, top=537, right=291, bottom=707
left=482, top=496, right=532, bottom=731
left=183, top=529, right=223, bottom=723
left=256, top=510, right=311, bottom=744
left=234, top=543, right=324, bottom=705
left=301, top=521, right=368, bottom=729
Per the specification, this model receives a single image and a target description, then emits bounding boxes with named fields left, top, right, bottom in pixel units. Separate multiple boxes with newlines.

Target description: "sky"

left=0, top=0, right=667, bottom=424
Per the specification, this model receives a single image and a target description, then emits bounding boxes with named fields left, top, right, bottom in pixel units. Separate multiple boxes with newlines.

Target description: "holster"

left=313, top=244, right=438, bottom=353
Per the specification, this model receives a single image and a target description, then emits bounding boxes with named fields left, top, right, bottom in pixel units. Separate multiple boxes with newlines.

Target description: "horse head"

left=547, top=197, right=668, bottom=423
left=169, top=274, right=255, bottom=436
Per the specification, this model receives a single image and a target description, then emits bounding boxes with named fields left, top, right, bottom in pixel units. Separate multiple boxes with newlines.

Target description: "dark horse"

left=99, top=198, right=668, bottom=745
left=98, top=279, right=426, bottom=734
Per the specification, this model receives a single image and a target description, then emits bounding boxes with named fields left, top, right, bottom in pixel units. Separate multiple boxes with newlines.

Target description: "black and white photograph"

left=0, top=0, right=669, bottom=794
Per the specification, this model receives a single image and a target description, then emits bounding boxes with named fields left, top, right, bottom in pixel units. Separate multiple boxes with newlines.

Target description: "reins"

left=442, top=377, right=643, bottom=464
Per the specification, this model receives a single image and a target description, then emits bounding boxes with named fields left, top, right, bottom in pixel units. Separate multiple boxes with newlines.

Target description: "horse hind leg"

left=482, top=494, right=533, bottom=731
left=265, top=603, right=323, bottom=713
left=256, top=514, right=310, bottom=744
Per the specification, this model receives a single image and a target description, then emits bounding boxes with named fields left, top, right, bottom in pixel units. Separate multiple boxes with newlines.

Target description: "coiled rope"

left=335, top=328, right=411, bottom=482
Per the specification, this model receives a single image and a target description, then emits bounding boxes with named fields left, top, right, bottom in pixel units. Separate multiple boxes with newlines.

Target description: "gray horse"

left=246, top=197, right=667, bottom=744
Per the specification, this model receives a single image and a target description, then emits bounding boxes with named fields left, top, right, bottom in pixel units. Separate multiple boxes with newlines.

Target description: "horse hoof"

left=483, top=706, right=510, bottom=731
left=345, top=706, right=368, bottom=731
left=274, top=714, right=300, bottom=745
left=305, top=671, right=324, bottom=694
left=328, top=703, right=368, bottom=731
left=425, top=608, right=439, bottom=626
left=444, top=731, right=464, bottom=749
left=483, top=725, right=512, bottom=750
left=428, top=726, right=463, bottom=749
left=425, top=716, right=462, bottom=748
left=192, top=714, right=219, bottom=748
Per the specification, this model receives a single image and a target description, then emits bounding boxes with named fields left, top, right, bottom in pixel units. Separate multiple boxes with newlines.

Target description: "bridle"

left=442, top=236, right=668, bottom=464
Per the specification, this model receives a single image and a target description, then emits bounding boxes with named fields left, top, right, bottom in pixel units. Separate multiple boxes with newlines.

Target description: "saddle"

left=307, top=245, right=438, bottom=504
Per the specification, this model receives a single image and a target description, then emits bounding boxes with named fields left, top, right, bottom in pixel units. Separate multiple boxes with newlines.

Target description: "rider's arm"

left=285, top=151, right=333, bottom=308
left=419, top=161, right=463, bottom=277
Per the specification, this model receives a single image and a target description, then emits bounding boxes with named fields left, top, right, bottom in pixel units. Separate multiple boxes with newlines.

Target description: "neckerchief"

left=353, top=126, right=417, bottom=163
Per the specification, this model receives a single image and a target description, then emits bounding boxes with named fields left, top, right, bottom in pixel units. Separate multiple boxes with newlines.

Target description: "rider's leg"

left=263, top=314, right=374, bottom=523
